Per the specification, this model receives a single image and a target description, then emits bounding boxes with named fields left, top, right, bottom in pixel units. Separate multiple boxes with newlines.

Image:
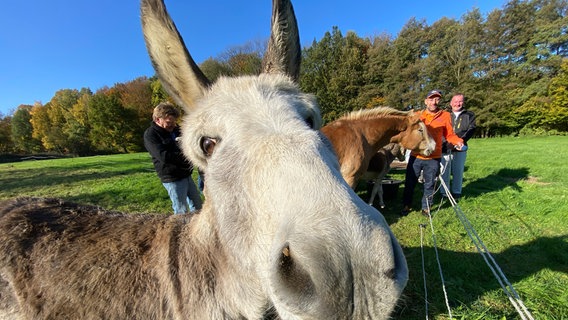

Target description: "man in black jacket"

left=144, top=102, right=202, bottom=214
left=440, top=94, right=476, bottom=200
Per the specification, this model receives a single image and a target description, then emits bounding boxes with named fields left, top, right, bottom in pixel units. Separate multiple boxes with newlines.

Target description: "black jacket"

left=442, top=109, right=476, bottom=152
left=143, top=122, right=193, bottom=183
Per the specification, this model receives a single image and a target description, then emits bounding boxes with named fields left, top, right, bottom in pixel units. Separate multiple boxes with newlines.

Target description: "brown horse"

left=321, top=106, right=435, bottom=188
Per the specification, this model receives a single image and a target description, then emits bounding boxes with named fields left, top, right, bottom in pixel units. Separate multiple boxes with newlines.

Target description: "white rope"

left=438, top=177, right=535, bottom=320
left=415, top=152, right=453, bottom=319
left=419, top=224, right=429, bottom=320
left=424, top=201, right=454, bottom=319
left=418, top=151, right=534, bottom=319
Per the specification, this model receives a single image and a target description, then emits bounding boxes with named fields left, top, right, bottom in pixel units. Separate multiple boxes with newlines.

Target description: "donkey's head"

left=141, top=0, right=407, bottom=318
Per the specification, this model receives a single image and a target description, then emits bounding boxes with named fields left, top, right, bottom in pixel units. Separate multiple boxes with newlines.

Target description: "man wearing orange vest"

left=401, top=90, right=464, bottom=217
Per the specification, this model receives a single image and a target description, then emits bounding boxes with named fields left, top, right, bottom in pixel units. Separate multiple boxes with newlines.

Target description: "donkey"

left=0, top=0, right=407, bottom=319
left=362, top=143, right=406, bottom=208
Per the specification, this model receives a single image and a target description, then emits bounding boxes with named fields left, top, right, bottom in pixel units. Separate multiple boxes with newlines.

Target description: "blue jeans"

left=440, top=151, right=467, bottom=196
left=403, top=156, right=441, bottom=211
left=162, top=177, right=203, bottom=214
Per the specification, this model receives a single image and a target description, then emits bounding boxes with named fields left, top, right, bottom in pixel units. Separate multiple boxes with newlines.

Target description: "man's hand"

left=455, top=143, right=466, bottom=151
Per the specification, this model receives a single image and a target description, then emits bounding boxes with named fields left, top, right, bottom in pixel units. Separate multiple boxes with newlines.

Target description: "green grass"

left=376, top=136, right=568, bottom=319
left=0, top=153, right=201, bottom=213
left=1, top=136, right=567, bottom=319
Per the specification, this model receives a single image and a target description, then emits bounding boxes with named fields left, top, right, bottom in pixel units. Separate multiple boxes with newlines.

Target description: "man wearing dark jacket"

left=440, top=94, right=476, bottom=200
left=144, top=102, right=202, bottom=214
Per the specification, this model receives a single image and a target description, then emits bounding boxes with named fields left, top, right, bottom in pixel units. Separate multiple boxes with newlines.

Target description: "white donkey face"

left=141, top=0, right=407, bottom=318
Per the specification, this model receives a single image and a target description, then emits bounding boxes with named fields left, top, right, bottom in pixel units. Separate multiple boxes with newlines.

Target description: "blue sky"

left=0, top=0, right=506, bottom=116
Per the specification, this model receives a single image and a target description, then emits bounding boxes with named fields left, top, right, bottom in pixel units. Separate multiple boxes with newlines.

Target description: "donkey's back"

left=0, top=197, right=201, bottom=319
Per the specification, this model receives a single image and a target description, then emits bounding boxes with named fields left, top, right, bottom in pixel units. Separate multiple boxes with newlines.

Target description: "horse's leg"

left=368, top=178, right=379, bottom=205
left=377, top=171, right=387, bottom=209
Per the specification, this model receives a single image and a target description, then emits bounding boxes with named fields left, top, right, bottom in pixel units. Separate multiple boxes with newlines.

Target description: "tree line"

left=1, top=0, right=566, bottom=155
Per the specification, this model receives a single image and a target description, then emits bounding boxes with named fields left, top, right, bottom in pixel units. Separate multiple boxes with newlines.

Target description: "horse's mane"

left=339, top=106, right=410, bottom=121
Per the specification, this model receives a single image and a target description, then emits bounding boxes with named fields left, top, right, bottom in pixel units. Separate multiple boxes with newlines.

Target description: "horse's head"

left=141, top=0, right=407, bottom=318
left=397, top=111, right=436, bottom=156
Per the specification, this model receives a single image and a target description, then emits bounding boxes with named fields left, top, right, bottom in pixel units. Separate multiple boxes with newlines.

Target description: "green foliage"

left=300, top=27, right=370, bottom=122
left=150, top=77, right=170, bottom=107
left=0, top=115, right=14, bottom=153
left=88, top=88, right=138, bottom=154
left=115, top=77, right=154, bottom=152
left=227, top=52, right=262, bottom=75
left=298, top=0, right=568, bottom=133
left=2, top=0, right=567, bottom=155
left=11, top=105, right=42, bottom=153
left=200, top=58, right=233, bottom=81
left=545, top=58, right=568, bottom=131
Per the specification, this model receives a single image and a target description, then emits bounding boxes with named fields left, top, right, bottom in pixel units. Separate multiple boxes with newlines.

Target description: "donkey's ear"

left=261, top=0, right=301, bottom=82
left=141, top=0, right=211, bottom=112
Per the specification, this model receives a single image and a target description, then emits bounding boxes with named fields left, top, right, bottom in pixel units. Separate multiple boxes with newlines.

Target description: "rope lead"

left=438, top=177, right=535, bottom=320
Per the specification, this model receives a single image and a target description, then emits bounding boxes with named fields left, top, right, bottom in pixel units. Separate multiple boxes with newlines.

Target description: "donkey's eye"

left=304, top=116, right=315, bottom=129
left=200, top=137, right=217, bottom=157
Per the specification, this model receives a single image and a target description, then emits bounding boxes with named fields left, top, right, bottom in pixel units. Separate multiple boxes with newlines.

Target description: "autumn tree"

left=301, top=27, right=369, bottom=122
left=359, top=33, right=394, bottom=108
left=384, top=18, right=429, bottom=109
left=29, top=102, right=52, bottom=150
left=88, top=88, right=138, bottom=153
left=0, top=115, right=14, bottom=153
left=64, top=89, right=93, bottom=155
left=11, top=105, right=42, bottom=153
left=115, top=77, right=153, bottom=152
left=200, top=58, right=233, bottom=81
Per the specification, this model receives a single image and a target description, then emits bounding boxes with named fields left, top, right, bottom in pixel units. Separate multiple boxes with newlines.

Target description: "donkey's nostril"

left=276, top=243, right=315, bottom=296
left=279, top=244, right=293, bottom=272
left=384, top=268, right=396, bottom=280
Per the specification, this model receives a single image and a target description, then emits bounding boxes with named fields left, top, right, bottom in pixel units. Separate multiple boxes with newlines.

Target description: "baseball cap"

left=426, top=90, right=442, bottom=99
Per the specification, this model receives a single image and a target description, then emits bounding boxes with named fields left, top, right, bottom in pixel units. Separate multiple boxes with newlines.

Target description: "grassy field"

left=1, top=136, right=567, bottom=319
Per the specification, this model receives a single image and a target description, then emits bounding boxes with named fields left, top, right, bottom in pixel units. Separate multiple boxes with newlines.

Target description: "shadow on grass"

left=0, top=167, right=146, bottom=194
left=63, top=184, right=171, bottom=214
left=392, top=235, right=568, bottom=319
left=463, top=167, right=530, bottom=197
left=366, top=167, right=531, bottom=223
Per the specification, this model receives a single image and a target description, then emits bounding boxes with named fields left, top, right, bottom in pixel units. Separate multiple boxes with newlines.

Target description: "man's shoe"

left=401, top=206, right=411, bottom=216
left=421, top=209, right=430, bottom=217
